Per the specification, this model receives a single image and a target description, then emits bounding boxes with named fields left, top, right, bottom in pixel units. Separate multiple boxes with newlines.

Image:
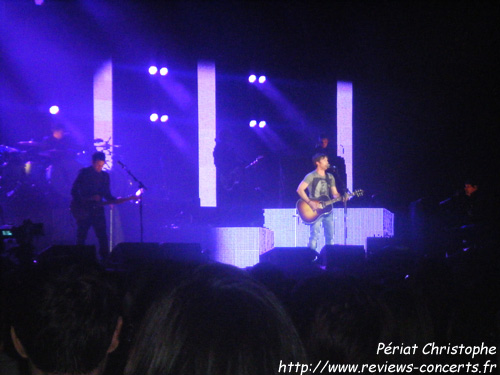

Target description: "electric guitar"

left=221, top=155, right=263, bottom=191
left=70, top=190, right=143, bottom=221
left=296, top=189, right=364, bottom=224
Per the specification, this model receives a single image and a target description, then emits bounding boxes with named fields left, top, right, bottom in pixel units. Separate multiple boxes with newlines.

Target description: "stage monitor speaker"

left=111, top=242, right=207, bottom=265
left=260, top=247, right=317, bottom=267
left=37, top=245, right=97, bottom=265
left=110, top=242, right=161, bottom=264
left=320, top=245, right=365, bottom=271
left=366, top=237, right=399, bottom=257
left=159, top=242, right=207, bottom=263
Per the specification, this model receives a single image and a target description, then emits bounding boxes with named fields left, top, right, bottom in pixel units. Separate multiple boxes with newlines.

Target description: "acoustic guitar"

left=296, top=189, right=364, bottom=224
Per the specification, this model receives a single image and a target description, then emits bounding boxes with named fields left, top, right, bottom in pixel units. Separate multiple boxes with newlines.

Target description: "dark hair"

left=312, top=153, right=327, bottom=165
left=291, top=274, right=395, bottom=365
left=464, top=178, right=479, bottom=187
left=51, top=123, right=65, bottom=131
left=125, top=263, right=306, bottom=375
left=9, top=262, right=121, bottom=374
left=92, top=151, right=106, bottom=163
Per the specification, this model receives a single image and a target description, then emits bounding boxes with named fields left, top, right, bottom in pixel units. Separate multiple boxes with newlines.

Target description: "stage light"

left=150, top=113, right=159, bottom=122
left=160, top=115, right=169, bottom=122
left=148, top=66, right=158, bottom=75
left=49, top=105, right=59, bottom=115
left=34, top=0, right=44, bottom=5
left=248, top=75, right=257, bottom=83
left=249, top=120, right=257, bottom=127
left=258, top=75, right=266, bottom=83
left=134, top=188, right=144, bottom=204
left=258, top=120, right=267, bottom=128
left=159, top=67, right=169, bottom=76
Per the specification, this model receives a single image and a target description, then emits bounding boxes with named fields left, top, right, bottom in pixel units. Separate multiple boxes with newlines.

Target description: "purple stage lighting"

left=248, top=75, right=257, bottom=83
left=258, top=75, right=266, bottom=83
left=148, top=66, right=158, bottom=75
left=159, top=67, right=169, bottom=76
left=258, top=120, right=267, bottom=128
left=49, top=105, right=59, bottom=115
left=160, top=114, right=169, bottom=122
left=249, top=120, right=257, bottom=127
left=150, top=113, right=159, bottom=122
left=34, top=0, right=44, bottom=5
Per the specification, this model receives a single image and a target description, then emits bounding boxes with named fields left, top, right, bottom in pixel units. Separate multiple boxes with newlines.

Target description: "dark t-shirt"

left=302, top=171, right=336, bottom=199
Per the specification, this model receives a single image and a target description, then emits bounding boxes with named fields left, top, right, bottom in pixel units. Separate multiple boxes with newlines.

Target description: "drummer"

left=38, top=123, right=83, bottom=199
left=41, top=123, right=79, bottom=159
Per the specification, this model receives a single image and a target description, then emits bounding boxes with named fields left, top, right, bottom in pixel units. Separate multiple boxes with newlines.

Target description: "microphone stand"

left=343, top=195, right=348, bottom=245
left=117, top=161, right=147, bottom=243
left=331, top=165, right=349, bottom=245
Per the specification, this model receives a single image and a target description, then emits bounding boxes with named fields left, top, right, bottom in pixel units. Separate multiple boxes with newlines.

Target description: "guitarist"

left=296, top=153, right=347, bottom=252
left=71, top=151, right=138, bottom=260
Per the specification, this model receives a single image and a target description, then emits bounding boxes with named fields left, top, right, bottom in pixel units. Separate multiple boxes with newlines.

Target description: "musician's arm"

left=331, top=185, right=341, bottom=199
left=297, top=181, right=320, bottom=210
left=331, top=185, right=349, bottom=202
left=71, top=169, right=85, bottom=202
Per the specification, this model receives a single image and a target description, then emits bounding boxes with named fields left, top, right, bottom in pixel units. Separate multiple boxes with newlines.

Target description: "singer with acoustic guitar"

left=296, top=153, right=348, bottom=251
left=71, top=151, right=140, bottom=260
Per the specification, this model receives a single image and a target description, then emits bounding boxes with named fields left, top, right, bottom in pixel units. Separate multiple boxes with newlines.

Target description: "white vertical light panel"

left=94, top=60, right=113, bottom=168
left=337, top=81, right=353, bottom=192
left=197, top=62, right=217, bottom=207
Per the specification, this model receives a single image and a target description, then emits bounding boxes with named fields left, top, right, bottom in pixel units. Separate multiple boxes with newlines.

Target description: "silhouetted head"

left=125, top=263, right=306, bottom=375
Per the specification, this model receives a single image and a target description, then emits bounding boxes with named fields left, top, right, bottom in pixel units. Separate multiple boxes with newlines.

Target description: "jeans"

left=308, top=211, right=334, bottom=251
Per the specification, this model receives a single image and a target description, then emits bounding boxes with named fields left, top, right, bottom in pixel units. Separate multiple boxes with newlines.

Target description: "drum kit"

left=0, top=138, right=120, bottom=199
left=1, top=142, right=37, bottom=192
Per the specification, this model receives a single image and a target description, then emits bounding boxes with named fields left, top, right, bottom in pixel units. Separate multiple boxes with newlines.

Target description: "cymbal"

left=17, top=140, right=41, bottom=148
left=39, top=149, right=64, bottom=157
left=0, top=144, right=20, bottom=153
left=95, top=143, right=121, bottom=149
left=94, top=138, right=104, bottom=144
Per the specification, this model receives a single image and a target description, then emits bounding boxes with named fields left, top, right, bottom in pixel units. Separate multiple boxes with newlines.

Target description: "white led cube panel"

left=213, top=227, right=274, bottom=268
left=264, top=208, right=394, bottom=250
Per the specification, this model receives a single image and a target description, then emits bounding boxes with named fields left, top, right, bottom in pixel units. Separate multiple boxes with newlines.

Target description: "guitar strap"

left=326, top=174, right=335, bottom=189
